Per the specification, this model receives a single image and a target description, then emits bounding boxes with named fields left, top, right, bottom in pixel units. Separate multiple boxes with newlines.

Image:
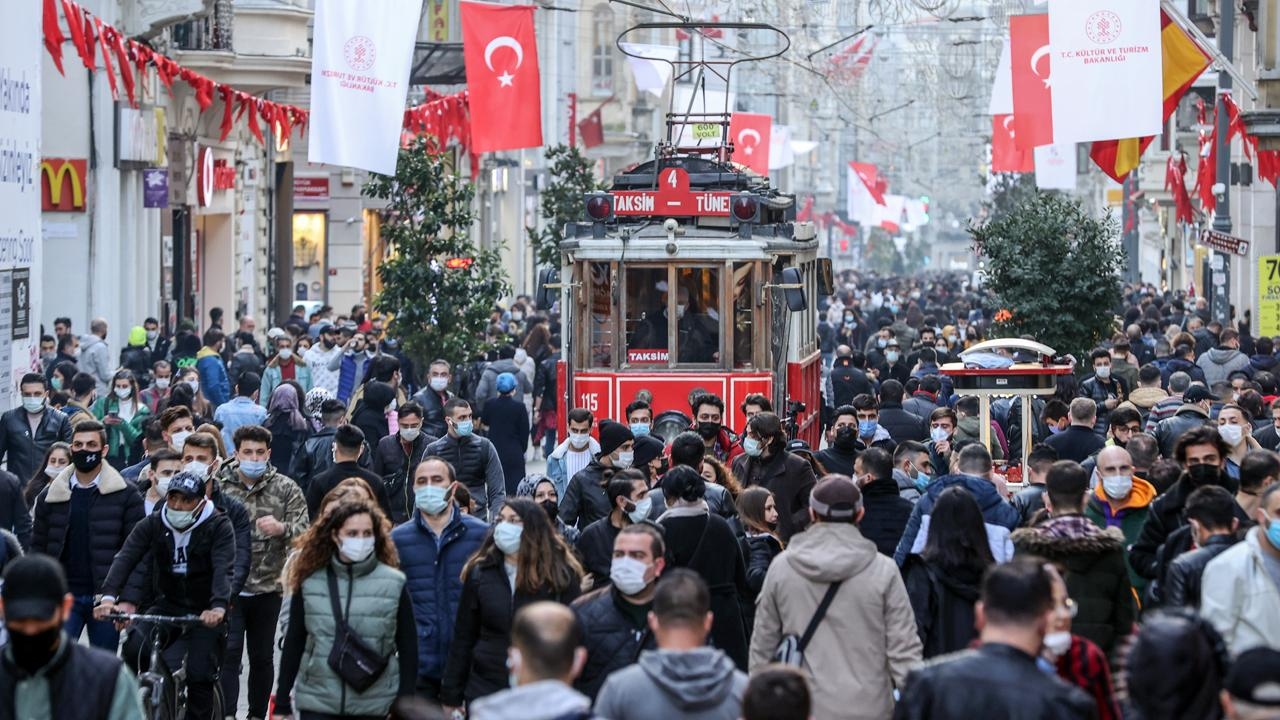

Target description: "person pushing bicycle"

left=95, top=470, right=236, bottom=720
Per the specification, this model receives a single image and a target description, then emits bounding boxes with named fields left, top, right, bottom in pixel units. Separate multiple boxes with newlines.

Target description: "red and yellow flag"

left=1090, top=11, right=1211, bottom=182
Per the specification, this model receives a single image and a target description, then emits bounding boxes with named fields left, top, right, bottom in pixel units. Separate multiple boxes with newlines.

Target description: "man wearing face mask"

left=426, top=398, right=506, bottom=520
left=629, top=284, right=718, bottom=364
left=468, top=602, right=592, bottom=720
left=1084, top=446, right=1156, bottom=598
left=410, top=359, right=455, bottom=439
left=577, top=471, right=652, bottom=590
left=1201, top=482, right=1280, bottom=654
left=731, top=412, right=817, bottom=543
left=30, top=421, right=144, bottom=650
left=1011, top=461, right=1135, bottom=656
left=178, top=432, right=252, bottom=599
left=892, top=440, right=933, bottom=502
left=691, top=393, right=742, bottom=463
left=572, top=523, right=665, bottom=699
left=816, top=405, right=860, bottom=477
left=305, top=423, right=393, bottom=519
left=303, top=323, right=343, bottom=396
left=0, top=556, right=144, bottom=720
left=0, top=373, right=72, bottom=491
left=1131, top=426, right=1253, bottom=595
left=328, top=330, right=372, bottom=404
left=95, top=471, right=235, bottom=720
left=1163, top=486, right=1240, bottom=609
left=894, top=557, right=1094, bottom=720
left=373, top=401, right=437, bottom=523
left=560, top=420, right=634, bottom=530
left=140, top=448, right=184, bottom=516
left=216, top=424, right=309, bottom=719
left=392, top=456, right=488, bottom=701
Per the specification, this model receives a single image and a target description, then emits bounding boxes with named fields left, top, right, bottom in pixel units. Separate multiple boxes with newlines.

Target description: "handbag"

left=772, top=581, right=843, bottom=667
left=325, top=566, right=389, bottom=692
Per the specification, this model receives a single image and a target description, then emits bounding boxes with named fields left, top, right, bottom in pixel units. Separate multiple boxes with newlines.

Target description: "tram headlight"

left=731, top=193, right=760, bottom=223
left=585, top=193, right=613, bottom=221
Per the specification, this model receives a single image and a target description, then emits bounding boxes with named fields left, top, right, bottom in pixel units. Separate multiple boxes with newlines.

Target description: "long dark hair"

left=461, top=498, right=582, bottom=595
left=25, top=442, right=70, bottom=508
left=921, top=486, right=994, bottom=573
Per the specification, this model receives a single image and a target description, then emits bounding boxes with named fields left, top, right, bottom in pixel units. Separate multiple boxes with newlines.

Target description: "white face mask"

left=614, top=451, right=634, bottom=469
left=277, top=348, right=293, bottom=361
left=186, top=379, right=200, bottom=393
left=338, top=536, right=376, bottom=563
left=429, top=376, right=450, bottom=392
left=568, top=433, right=591, bottom=450
left=114, top=387, right=132, bottom=399
left=184, top=460, right=210, bottom=479
left=154, top=474, right=174, bottom=496
left=1218, top=423, right=1245, bottom=446
left=154, top=377, right=171, bottom=390
left=675, top=304, right=687, bottom=319
left=1043, top=631, right=1072, bottom=658
left=44, top=464, right=62, bottom=478
left=1094, top=366, right=1111, bottom=380
left=610, top=556, right=651, bottom=595
left=1101, top=474, right=1133, bottom=500
left=400, top=427, right=421, bottom=442
left=170, top=430, right=193, bottom=452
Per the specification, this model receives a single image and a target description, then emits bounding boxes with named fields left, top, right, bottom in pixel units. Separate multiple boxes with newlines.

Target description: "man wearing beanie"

left=749, top=475, right=921, bottom=720
left=560, top=420, right=634, bottom=529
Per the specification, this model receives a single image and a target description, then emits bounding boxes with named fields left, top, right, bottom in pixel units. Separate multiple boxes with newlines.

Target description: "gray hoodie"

left=594, top=647, right=747, bottom=720
left=470, top=680, right=592, bottom=720
left=1197, top=346, right=1253, bottom=385
left=79, top=333, right=112, bottom=394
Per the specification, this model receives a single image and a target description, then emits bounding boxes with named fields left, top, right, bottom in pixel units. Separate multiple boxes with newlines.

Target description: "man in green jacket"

left=0, top=555, right=144, bottom=720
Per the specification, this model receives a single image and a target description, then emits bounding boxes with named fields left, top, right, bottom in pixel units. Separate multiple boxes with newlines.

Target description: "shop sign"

left=40, top=158, right=87, bottom=212
left=196, top=147, right=214, bottom=207
left=143, top=169, right=168, bottom=208
left=116, top=105, right=165, bottom=166
left=293, top=176, right=330, bottom=201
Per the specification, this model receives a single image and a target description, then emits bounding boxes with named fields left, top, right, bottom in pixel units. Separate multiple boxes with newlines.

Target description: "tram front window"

left=625, top=267, right=720, bottom=365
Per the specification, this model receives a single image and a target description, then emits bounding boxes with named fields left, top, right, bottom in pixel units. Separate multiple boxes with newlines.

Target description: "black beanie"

left=598, top=420, right=634, bottom=457
left=632, top=435, right=665, bottom=467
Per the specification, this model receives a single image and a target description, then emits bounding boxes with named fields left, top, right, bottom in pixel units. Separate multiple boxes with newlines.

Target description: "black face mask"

left=697, top=422, right=720, bottom=441
left=71, top=449, right=103, bottom=473
left=8, top=624, right=61, bottom=674
left=1185, top=463, right=1225, bottom=490
left=539, top=499, right=559, bottom=522
left=834, top=427, right=858, bottom=451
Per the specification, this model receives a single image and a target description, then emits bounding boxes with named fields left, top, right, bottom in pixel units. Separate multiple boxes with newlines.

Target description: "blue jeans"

left=65, top=594, right=119, bottom=651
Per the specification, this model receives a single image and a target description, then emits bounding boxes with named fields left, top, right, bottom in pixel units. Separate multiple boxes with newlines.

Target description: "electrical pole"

left=1210, top=0, right=1234, bottom=325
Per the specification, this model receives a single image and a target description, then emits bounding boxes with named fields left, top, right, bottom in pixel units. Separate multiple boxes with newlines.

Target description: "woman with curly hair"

left=274, top=499, right=417, bottom=719
left=441, top=498, right=583, bottom=714
left=699, top=455, right=742, bottom=499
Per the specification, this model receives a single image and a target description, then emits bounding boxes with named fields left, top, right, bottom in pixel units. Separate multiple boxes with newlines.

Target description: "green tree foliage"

left=970, top=192, right=1124, bottom=359
left=364, top=137, right=510, bottom=367
left=985, top=172, right=1040, bottom=223
left=528, top=144, right=601, bottom=267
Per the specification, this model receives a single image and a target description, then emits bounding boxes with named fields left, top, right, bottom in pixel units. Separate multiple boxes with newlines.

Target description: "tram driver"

left=630, top=283, right=719, bottom=363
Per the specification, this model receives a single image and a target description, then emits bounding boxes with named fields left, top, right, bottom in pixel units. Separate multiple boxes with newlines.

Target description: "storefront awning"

left=409, top=43, right=467, bottom=86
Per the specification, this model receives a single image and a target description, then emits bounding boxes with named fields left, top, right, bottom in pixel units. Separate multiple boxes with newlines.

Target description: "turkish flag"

left=1010, top=13, right=1052, bottom=149
left=461, top=2, right=543, bottom=152
left=729, top=112, right=772, bottom=175
left=992, top=115, right=1035, bottom=173
left=578, top=106, right=604, bottom=149
left=849, top=161, right=886, bottom=205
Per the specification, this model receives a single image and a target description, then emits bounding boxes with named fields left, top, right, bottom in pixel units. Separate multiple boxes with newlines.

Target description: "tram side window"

left=588, top=262, right=613, bottom=368
left=626, top=267, right=720, bottom=365
left=732, top=263, right=754, bottom=369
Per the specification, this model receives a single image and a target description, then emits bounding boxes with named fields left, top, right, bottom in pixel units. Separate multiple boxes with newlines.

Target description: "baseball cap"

left=496, top=372, right=517, bottom=394
left=1, top=555, right=68, bottom=621
left=1225, top=647, right=1280, bottom=706
left=166, top=471, right=206, bottom=499
left=1183, top=384, right=1214, bottom=403
left=809, top=475, right=862, bottom=521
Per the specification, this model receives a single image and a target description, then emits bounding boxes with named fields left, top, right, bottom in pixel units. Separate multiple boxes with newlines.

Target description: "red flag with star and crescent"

left=729, top=113, right=772, bottom=175
left=461, top=1, right=543, bottom=153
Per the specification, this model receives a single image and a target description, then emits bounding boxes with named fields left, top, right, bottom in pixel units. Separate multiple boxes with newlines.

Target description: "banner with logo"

left=0, top=0, right=40, bottom=406
left=1048, top=0, right=1163, bottom=143
left=309, top=0, right=424, bottom=174
left=1034, top=143, right=1078, bottom=189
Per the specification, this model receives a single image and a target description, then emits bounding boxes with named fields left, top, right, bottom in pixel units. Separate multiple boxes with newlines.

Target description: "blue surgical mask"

left=494, top=521, right=523, bottom=555
left=914, top=470, right=931, bottom=492
left=239, top=459, right=268, bottom=479
left=743, top=437, right=763, bottom=457
left=1267, top=519, right=1280, bottom=552
left=629, top=423, right=650, bottom=438
left=415, top=485, right=450, bottom=515
left=453, top=419, right=474, bottom=437
left=929, top=426, right=950, bottom=443
left=858, top=420, right=878, bottom=437
left=1048, top=424, right=1063, bottom=435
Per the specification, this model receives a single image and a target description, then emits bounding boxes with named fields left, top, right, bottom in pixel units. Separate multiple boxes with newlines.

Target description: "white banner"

left=989, top=38, right=1013, bottom=115
left=0, top=0, right=40, bottom=409
left=847, top=165, right=876, bottom=226
left=309, top=0, right=424, bottom=174
left=1034, top=143, right=1078, bottom=190
left=620, top=42, right=678, bottom=98
left=769, top=125, right=793, bottom=170
left=1047, top=0, right=1162, bottom=143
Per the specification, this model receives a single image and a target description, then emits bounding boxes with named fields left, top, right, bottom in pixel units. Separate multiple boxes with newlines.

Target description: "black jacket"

left=1044, top=426, right=1106, bottom=464
left=0, top=407, right=72, bottom=488
left=738, top=532, right=781, bottom=637
left=290, top=426, right=373, bottom=494
left=894, top=643, right=1096, bottom=720
left=305, top=461, right=393, bottom=520
left=480, top=395, right=529, bottom=496
left=1129, top=476, right=1250, bottom=581
left=731, top=449, right=816, bottom=543
left=533, top=352, right=559, bottom=412
left=1152, top=406, right=1211, bottom=459
left=878, top=402, right=926, bottom=443
left=102, top=506, right=236, bottom=612
left=573, top=587, right=657, bottom=699
left=830, top=362, right=874, bottom=408
left=441, top=558, right=580, bottom=706
left=1162, top=534, right=1239, bottom=609
left=658, top=513, right=749, bottom=671
left=350, top=382, right=395, bottom=448
left=560, top=461, right=613, bottom=530
left=858, top=477, right=913, bottom=557
left=371, top=432, right=436, bottom=524
left=576, top=517, right=621, bottom=590
left=31, top=466, right=145, bottom=594
left=814, top=444, right=856, bottom=477
left=410, top=386, right=451, bottom=439
left=1011, top=484, right=1047, bottom=527
left=0, top=470, right=31, bottom=549
left=902, top=555, right=982, bottom=658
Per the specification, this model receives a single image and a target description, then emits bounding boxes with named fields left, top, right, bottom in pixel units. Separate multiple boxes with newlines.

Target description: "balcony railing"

left=171, top=0, right=233, bottom=51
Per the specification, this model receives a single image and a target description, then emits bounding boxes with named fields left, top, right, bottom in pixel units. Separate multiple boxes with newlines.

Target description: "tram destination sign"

left=1199, top=229, right=1250, bottom=257
left=613, top=167, right=734, bottom=217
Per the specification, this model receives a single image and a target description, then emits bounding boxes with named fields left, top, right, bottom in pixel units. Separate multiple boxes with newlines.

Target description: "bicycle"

left=104, top=612, right=226, bottom=720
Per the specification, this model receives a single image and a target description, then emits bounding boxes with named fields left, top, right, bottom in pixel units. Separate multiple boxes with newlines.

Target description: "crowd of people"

left=0, top=278, right=1279, bottom=720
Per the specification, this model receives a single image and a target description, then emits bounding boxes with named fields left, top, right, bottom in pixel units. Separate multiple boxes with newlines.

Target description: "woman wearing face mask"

left=92, top=370, right=151, bottom=469
left=513, top=473, right=579, bottom=545
left=576, top=470, right=650, bottom=590
left=274, top=499, right=417, bottom=719
left=441, top=498, right=583, bottom=715
left=261, top=335, right=313, bottom=408
left=1033, top=565, right=1124, bottom=720
left=731, top=412, right=818, bottom=543
left=164, top=368, right=213, bottom=426
left=1217, top=403, right=1261, bottom=481
left=24, top=441, right=70, bottom=509
left=264, top=383, right=310, bottom=478
left=736, top=486, right=781, bottom=639
left=902, top=487, right=994, bottom=658
left=656, top=466, right=750, bottom=671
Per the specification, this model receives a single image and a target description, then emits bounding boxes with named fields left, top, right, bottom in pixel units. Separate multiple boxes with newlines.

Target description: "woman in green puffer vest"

left=274, top=499, right=418, bottom=719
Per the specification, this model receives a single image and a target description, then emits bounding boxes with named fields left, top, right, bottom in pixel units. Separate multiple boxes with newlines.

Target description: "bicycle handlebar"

left=102, top=612, right=205, bottom=625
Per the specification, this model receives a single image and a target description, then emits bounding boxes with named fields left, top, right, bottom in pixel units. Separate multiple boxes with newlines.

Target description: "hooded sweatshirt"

left=469, top=680, right=592, bottom=720
left=1197, top=346, right=1252, bottom=385
left=594, top=647, right=748, bottom=720
left=159, top=499, right=217, bottom=575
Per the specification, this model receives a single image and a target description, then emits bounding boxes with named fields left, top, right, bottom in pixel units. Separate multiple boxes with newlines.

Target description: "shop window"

left=291, top=211, right=327, bottom=302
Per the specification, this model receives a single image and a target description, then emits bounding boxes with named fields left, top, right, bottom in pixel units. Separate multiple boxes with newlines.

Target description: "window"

left=591, top=6, right=615, bottom=96
left=624, top=265, right=721, bottom=367
left=586, top=262, right=614, bottom=368
left=732, top=262, right=755, bottom=369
